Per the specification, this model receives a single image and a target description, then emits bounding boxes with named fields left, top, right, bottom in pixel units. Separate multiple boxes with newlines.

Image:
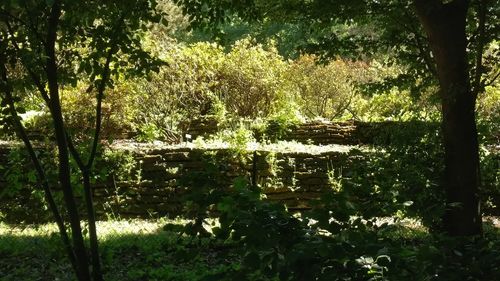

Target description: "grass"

left=1, top=218, right=499, bottom=281
left=0, top=219, right=238, bottom=281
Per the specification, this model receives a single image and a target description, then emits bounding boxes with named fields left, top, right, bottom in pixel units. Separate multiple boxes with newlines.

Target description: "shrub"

left=15, top=81, right=135, bottom=142
left=217, top=38, right=294, bottom=118
left=131, top=42, right=224, bottom=142
left=131, top=39, right=300, bottom=141
left=289, top=54, right=371, bottom=120
left=477, top=84, right=499, bottom=144
left=0, top=144, right=138, bottom=223
left=62, top=82, right=135, bottom=141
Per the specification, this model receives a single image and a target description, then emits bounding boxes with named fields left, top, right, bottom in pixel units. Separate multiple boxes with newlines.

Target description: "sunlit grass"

left=0, top=218, right=236, bottom=281
left=1, top=217, right=498, bottom=281
left=0, top=219, right=168, bottom=238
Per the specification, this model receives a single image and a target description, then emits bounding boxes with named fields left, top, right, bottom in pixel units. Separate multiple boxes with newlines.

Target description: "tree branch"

left=66, top=131, right=85, bottom=170
left=64, top=12, right=129, bottom=281
left=483, top=69, right=500, bottom=87
left=0, top=50, right=78, bottom=278
left=44, top=1, right=92, bottom=280
left=411, top=29, right=437, bottom=77
left=22, top=1, right=48, bottom=49
left=86, top=13, right=127, bottom=170
left=4, top=20, right=51, bottom=104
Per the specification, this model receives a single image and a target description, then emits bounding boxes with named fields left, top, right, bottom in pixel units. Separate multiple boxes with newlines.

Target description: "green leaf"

left=243, top=252, right=261, bottom=269
left=403, top=201, right=413, bottom=206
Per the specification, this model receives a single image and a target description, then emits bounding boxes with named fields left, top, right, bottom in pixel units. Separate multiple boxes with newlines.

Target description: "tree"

left=414, top=0, right=481, bottom=236
left=0, top=1, right=162, bottom=280
left=174, top=0, right=499, bottom=236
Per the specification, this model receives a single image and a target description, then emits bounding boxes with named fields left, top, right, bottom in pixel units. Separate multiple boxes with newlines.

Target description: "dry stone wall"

left=0, top=120, right=438, bottom=221
left=91, top=146, right=352, bottom=219
left=187, top=119, right=437, bottom=145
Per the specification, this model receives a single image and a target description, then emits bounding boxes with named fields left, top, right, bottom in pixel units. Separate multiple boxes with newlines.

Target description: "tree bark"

left=45, top=1, right=92, bottom=279
left=414, top=0, right=482, bottom=236
left=0, top=55, right=80, bottom=278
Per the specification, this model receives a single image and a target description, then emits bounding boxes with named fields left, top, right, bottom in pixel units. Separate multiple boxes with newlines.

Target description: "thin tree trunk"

left=48, top=74, right=92, bottom=280
left=415, top=0, right=482, bottom=236
left=83, top=169, right=103, bottom=281
left=0, top=58, right=82, bottom=279
left=45, top=1, right=92, bottom=278
left=64, top=13, right=127, bottom=280
left=472, top=0, right=488, bottom=97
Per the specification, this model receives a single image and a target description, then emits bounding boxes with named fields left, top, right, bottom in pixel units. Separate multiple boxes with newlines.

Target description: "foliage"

left=480, top=148, right=500, bottom=215
left=170, top=134, right=440, bottom=279
left=174, top=175, right=500, bottom=280
left=61, top=83, right=136, bottom=141
left=1, top=0, right=168, bottom=278
left=174, top=0, right=498, bottom=236
left=477, top=83, right=500, bottom=127
left=217, top=38, right=293, bottom=118
left=288, top=54, right=370, bottom=120
left=175, top=0, right=499, bottom=99
left=348, top=124, right=446, bottom=229
left=1, top=218, right=498, bottom=281
left=258, top=116, right=300, bottom=143
left=129, top=37, right=444, bottom=142
left=351, top=89, right=441, bottom=122
left=143, top=0, right=191, bottom=56
left=131, top=38, right=301, bottom=141
left=177, top=176, right=387, bottom=281
left=0, top=147, right=56, bottom=223
left=0, top=144, right=138, bottom=223
left=132, top=42, right=223, bottom=142
left=19, top=81, right=137, bottom=141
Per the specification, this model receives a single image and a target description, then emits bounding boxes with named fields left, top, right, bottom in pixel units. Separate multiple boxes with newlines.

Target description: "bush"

left=15, top=81, right=135, bottom=142
left=0, top=145, right=138, bottom=223
left=131, top=39, right=301, bottom=141
left=289, top=54, right=371, bottom=120
left=132, top=42, right=224, bottom=142
left=477, top=84, right=499, bottom=145
left=62, top=82, right=135, bottom=141
left=218, top=38, right=294, bottom=118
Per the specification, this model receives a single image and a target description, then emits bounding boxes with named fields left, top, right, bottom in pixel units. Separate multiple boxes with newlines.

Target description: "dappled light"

left=0, top=0, right=499, bottom=280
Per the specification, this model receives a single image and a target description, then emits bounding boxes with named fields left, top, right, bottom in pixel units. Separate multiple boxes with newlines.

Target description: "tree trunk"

left=83, top=169, right=103, bottom=281
left=415, top=0, right=482, bottom=236
left=45, top=1, right=92, bottom=278
left=0, top=57, right=80, bottom=277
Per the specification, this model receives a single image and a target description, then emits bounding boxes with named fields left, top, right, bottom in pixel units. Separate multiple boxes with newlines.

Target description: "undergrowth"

left=0, top=215, right=498, bottom=281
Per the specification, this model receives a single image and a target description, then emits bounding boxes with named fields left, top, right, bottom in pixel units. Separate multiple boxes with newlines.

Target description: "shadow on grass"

left=0, top=221, right=499, bottom=281
left=0, top=226, right=237, bottom=281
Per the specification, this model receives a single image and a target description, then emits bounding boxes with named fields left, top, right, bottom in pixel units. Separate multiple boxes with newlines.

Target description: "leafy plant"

left=288, top=54, right=371, bottom=120
left=0, top=1, right=164, bottom=279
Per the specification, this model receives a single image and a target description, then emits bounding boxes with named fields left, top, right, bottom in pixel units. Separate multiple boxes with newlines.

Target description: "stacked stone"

left=282, top=121, right=359, bottom=145
left=183, top=118, right=219, bottom=140
left=89, top=147, right=351, bottom=218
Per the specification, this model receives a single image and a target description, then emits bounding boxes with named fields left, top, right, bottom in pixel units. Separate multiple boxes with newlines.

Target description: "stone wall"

left=0, top=120, right=442, bottom=221
left=91, top=146, right=352, bottom=218
left=187, top=119, right=438, bottom=145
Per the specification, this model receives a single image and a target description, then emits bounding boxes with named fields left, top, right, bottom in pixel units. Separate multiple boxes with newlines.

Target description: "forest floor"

left=0, top=217, right=499, bottom=281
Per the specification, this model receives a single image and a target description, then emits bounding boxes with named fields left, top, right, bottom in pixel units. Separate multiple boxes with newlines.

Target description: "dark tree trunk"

left=0, top=58, right=80, bottom=277
left=45, top=1, right=92, bottom=279
left=415, top=0, right=482, bottom=236
left=83, top=169, right=103, bottom=281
